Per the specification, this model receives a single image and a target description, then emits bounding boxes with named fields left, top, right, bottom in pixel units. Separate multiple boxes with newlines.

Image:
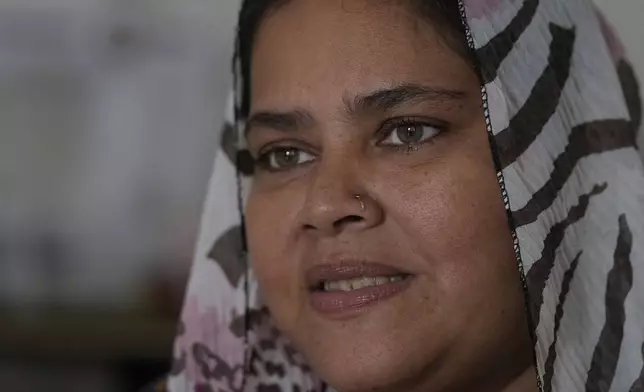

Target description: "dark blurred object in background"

left=0, top=0, right=237, bottom=390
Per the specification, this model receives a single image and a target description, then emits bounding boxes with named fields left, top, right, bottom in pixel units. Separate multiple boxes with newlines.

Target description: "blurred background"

left=0, top=0, right=641, bottom=391
left=0, top=0, right=239, bottom=390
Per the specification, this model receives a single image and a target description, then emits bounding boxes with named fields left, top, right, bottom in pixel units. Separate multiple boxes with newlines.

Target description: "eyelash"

left=376, top=117, right=446, bottom=152
left=253, top=116, right=447, bottom=172
left=254, top=141, right=315, bottom=173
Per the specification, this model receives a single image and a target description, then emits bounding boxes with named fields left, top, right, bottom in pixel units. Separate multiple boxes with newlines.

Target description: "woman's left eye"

left=379, top=122, right=441, bottom=147
left=256, top=146, right=316, bottom=172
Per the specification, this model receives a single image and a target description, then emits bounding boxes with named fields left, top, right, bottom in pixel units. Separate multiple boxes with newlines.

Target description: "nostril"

left=333, top=215, right=364, bottom=229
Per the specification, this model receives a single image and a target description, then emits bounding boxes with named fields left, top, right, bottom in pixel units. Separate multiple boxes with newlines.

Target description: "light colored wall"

left=0, top=0, right=237, bottom=307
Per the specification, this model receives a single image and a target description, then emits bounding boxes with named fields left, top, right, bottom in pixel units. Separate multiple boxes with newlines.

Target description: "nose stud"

left=354, top=194, right=365, bottom=212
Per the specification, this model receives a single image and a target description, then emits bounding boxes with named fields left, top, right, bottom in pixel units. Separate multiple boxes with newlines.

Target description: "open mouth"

left=306, top=262, right=414, bottom=318
left=313, top=274, right=409, bottom=292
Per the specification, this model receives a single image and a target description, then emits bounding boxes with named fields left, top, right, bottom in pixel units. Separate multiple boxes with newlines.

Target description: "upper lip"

left=305, top=259, right=412, bottom=290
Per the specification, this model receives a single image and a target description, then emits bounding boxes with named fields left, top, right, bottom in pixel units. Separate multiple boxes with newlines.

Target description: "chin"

left=317, top=359, right=402, bottom=392
left=300, top=335, right=430, bottom=392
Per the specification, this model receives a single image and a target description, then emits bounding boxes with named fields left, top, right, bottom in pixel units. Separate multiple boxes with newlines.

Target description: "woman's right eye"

left=256, top=147, right=315, bottom=172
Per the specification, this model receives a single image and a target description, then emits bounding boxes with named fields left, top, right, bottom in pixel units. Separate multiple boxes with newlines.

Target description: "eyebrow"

left=245, top=109, right=314, bottom=136
left=245, top=84, right=467, bottom=136
left=346, top=84, right=467, bottom=116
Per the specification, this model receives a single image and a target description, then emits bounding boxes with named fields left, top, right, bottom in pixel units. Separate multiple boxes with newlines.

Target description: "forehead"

left=250, top=0, right=476, bottom=113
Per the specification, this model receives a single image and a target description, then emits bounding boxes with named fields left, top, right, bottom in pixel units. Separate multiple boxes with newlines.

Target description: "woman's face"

left=245, top=1, right=534, bottom=391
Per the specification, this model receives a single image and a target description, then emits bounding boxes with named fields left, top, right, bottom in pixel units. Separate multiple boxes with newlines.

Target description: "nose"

left=299, top=161, right=384, bottom=237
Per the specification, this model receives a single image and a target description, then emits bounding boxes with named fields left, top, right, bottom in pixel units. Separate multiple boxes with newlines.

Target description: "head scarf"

left=167, top=0, right=644, bottom=390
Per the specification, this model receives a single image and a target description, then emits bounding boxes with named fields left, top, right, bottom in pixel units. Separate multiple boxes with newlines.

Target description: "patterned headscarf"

left=167, top=0, right=644, bottom=391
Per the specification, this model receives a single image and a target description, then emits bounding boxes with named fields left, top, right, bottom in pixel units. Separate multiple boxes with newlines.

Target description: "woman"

left=164, top=0, right=644, bottom=391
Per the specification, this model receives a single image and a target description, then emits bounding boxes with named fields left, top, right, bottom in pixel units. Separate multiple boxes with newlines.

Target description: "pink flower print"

left=172, top=295, right=245, bottom=390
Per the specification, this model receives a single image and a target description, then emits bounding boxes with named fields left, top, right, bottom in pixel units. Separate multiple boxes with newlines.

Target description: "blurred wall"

left=0, top=0, right=240, bottom=309
left=0, top=2, right=241, bottom=391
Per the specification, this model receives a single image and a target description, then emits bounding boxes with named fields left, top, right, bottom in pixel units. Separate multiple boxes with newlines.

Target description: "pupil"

left=398, top=125, right=422, bottom=143
left=277, top=148, right=298, bottom=166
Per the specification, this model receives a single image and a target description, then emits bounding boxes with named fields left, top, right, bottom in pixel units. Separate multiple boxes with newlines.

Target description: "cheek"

left=384, top=150, right=513, bottom=296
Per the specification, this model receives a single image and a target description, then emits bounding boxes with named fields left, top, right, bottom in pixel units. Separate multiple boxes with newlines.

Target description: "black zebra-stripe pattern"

left=542, top=251, right=581, bottom=392
left=466, top=0, right=644, bottom=390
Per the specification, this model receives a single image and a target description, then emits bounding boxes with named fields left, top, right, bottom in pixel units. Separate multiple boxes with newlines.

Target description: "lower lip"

left=309, top=277, right=413, bottom=318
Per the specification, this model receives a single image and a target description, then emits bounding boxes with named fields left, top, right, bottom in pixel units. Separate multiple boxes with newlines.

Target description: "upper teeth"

left=323, top=275, right=404, bottom=292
